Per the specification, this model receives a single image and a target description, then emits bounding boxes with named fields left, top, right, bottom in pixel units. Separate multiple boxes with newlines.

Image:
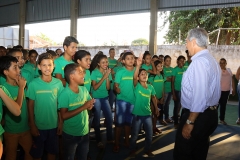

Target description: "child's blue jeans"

left=130, top=115, right=153, bottom=152
left=93, top=97, right=113, bottom=142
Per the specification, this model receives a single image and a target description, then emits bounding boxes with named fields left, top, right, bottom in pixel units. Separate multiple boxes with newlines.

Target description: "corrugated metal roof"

left=80, top=0, right=149, bottom=17
left=0, top=0, right=19, bottom=6
left=159, top=0, right=240, bottom=11
left=26, top=0, right=70, bottom=23
left=0, top=2, right=19, bottom=26
left=0, top=0, right=240, bottom=27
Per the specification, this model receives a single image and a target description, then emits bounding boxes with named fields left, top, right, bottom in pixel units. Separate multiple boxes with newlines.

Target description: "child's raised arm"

left=133, top=54, right=143, bottom=87
left=0, top=87, right=21, bottom=116
left=146, top=61, right=157, bottom=75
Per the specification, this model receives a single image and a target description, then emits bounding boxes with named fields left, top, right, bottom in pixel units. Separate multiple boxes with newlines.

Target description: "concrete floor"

left=89, top=101, right=240, bottom=160
left=89, top=123, right=240, bottom=160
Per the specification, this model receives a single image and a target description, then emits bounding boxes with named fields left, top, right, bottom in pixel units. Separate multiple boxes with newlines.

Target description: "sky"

left=11, top=12, right=169, bottom=46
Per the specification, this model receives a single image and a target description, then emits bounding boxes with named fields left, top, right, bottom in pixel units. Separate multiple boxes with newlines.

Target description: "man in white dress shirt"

left=173, top=28, right=221, bottom=160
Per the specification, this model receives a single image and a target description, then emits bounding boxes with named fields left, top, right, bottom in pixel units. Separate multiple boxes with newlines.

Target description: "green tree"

left=161, top=7, right=240, bottom=45
left=110, top=40, right=118, bottom=46
left=102, top=42, right=108, bottom=46
left=36, top=32, right=55, bottom=44
left=78, top=42, right=85, bottom=47
left=131, top=38, right=149, bottom=45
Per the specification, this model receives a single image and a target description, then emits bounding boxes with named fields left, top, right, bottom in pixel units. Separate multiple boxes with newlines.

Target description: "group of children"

left=0, top=36, right=191, bottom=159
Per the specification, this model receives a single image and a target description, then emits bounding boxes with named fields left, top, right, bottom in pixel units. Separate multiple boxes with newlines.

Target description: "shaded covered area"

left=88, top=103, right=239, bottom=160
left=1, top=0, right=240, bottom=54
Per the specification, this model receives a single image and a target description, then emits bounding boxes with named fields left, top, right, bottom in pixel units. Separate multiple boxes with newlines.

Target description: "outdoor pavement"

left=88, top=101, right=240, bottom=160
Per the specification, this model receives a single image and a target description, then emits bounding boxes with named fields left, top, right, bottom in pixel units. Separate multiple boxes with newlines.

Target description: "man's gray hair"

left=187, top=28, right=209, bottom=48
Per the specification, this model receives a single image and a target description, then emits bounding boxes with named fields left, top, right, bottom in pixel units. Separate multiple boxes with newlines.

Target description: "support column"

left=149, top=0, right=158, bottom=55
left=19, top=0, right=26, bottom=47
left=70, top=0, right=79, bottom=38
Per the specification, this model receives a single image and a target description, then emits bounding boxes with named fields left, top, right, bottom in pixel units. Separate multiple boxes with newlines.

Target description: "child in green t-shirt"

left=58, top=63, right=95, bottom=160
left=0, top=86, right=21, bottom=159
left=113, top=52, right=135, bottom=152
left=183, top=50, right=191, bottom=70
left=54, top=36, right=79, bottom=87
left=129, top=54, right=159, bottom=158
left=141, top=51, right=156, bottom=77
left=148, top=60, right=165, bottom=135
left=73, top=50, right=92, bottom=159
left=7, top=48, right=32, bottom=88
left=108, top=48, right=117, bottom=69
left=108, top=48, right=117, bottom=111
left=25, top=49, right=39, bottom=78
left=73, top=50, right=92, bottom=92
left=90, top=54, right=113, bottom=148
left=26, top=53, right=64, bottom=160
left=0, top=55, right=33, bottom=160
left=163, top=55, right=174, bottom=124
left=172, top=55, right=186, bottom=129
left=0, top=56, right=24, bottom=159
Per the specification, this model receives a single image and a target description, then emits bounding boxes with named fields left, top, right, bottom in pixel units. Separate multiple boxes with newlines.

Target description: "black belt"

left=207, top=106, right=217, bottom=111
left=183, top=105, right=218, bottom=112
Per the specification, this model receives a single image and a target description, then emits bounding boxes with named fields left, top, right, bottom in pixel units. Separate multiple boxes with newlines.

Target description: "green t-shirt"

left=148, top=74, right=165, bottom=99
left=111, top=64, right=122, bottom=90
left=0, top=75, right=6, bottom=85
left=108, top=58, right=117, bottom=69
left=0, top=85, right=13, bottom=135
left=132, top=83, right=156, bottom=116
left=84, top=70, right=91, bottom=92
left=22, top=63, right=35, bottom=81
left=26, top=77, right=63, bottom=130
left=35, top=68, right=41, bottom=78
left=172, top=66, right=185, bottom=91
left=183, top=61, right=190, bottom=71
left=53, top=56, right=74, bottom=78
left=114, top=67, right=135, bottom=104
left=113, top=65, right=122, bottom=74
left=25, top=62, right=38, bottom=78
left=0, top=99, right=3, bottom=136
left=141, top=64, right=152, bottom=76
left=2, top=82, right=29, bottom=133
left=141, top=64, right=153, bottom=83
left=21, top=68, right=33, bottom=87
left=58, top=86, right=91, bottom=136
left=163, top=66, right=173, bottom=93
left=90, top=69, right=112, bottom=98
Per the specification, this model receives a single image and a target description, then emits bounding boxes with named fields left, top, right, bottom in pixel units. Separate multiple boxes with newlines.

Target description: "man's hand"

left=182, top=124, right=194, bottom=139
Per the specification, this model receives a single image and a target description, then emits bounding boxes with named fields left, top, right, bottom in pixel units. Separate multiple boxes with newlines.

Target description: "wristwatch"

left=186, top=119, right=194, bottom=125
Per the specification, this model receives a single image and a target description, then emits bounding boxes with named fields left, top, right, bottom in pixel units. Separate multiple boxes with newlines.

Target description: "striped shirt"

left=181, top=49, right=221, bottom=112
